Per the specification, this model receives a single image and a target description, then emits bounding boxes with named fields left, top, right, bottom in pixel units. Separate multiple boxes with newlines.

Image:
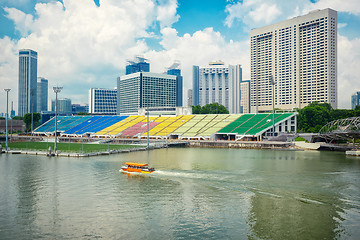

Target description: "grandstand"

left=34, top=113, right=297, bottom=141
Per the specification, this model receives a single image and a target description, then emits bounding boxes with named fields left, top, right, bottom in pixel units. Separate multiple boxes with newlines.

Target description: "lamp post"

left=53, top=87, right=62, bottom=153
left=147, top=104, right=149, bottom=150
left=270, top=76, right=275, bottom=137
left=11, top=101, right=13, bottom=141
left=4, top=89, right=10, bottom=150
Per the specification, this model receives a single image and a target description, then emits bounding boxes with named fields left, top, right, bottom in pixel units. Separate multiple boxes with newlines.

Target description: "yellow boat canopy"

left=124, top=162, right=148, bottom=167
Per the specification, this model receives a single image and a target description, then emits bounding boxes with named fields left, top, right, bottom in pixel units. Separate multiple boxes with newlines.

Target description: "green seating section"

left=218, top=113, right=294, bottom=135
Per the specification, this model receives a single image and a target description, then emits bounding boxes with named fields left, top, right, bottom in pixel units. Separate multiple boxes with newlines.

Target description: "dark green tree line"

left=192, top=103, right=229, bottom=114
left=297, top=102, right=360, bottom=133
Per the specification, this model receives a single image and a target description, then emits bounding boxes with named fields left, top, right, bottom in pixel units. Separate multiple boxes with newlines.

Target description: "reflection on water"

left=0, top=148, right=359, bottom=239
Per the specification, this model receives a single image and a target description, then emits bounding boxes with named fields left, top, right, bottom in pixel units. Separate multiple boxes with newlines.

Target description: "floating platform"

left=346, top=150, right=360, bottom=156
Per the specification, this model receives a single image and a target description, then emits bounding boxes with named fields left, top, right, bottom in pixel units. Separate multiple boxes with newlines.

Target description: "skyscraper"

left=37, top=77, right=48, bottom=112
left=240, top=80, right=250, bottom=113
left=250, top=8, right=337, bottom=113
left=89, top=88, right=117, bottom=115
left=51, top=98, right=72, bottom=113
left=166, top=61, right=183, bottom=107
left=351, top=91, right=360, bottom=110
left=126, top=56, right=150, bottom=75
left=18, top=49, right=37, bottom=116
left=192, top=61, right=242, bottom=114
left=117, top=72, right=177, bottom=114
left=187, top=89, right=193, bottom=107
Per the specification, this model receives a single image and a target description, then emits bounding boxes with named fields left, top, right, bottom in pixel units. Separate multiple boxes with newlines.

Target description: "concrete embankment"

left=189, top=141, right=294, bottom=149
left=346, top=150, right=360, bottom=156
left=2, top=147, right=148, bottom=157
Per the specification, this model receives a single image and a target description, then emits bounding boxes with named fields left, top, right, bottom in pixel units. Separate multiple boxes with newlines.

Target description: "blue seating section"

left=75, top=116, right=125, bottom=134
left=64, top=116, right=102, bottom=134
left=35, top=116, right=66, bottom=132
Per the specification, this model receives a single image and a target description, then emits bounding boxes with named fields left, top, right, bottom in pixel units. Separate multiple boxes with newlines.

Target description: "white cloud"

left=225, top=0, right=285, bottom=28
left=338, top=23, right=347, bottom=29
left=156, top=0, right=180, bottom=28
left=146, top=27, right=250, bottom=91
left=0, top=36, right=18, bottom=112
left=302, top=0, right=360, bottom=15
left=1, top=0, right=250, bottom=112
left=248, top=3, right=282, bottom=24
left=337, top=35, right=360, bottom=108
left=1, top=0, right=157, bottom=111
left=4, top=7, right=34, bottom=36
left=1, top=0, right=359, bottom=113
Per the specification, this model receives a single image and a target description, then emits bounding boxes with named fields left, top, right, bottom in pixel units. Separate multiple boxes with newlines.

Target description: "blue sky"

left=0, top=0, right=360, bottom=113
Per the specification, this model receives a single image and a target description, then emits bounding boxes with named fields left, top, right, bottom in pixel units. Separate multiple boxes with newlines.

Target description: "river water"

left=0, top=148, right=359, bottom=239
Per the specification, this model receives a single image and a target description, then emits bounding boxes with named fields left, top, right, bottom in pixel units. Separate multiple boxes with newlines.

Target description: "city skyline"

left=0, top=0, right=360, bottom=113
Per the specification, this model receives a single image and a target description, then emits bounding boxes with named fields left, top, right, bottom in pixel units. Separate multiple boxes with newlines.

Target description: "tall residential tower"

left=250, top=8, right=337, bottom=112
left=18, top=49, right=38, bottom=116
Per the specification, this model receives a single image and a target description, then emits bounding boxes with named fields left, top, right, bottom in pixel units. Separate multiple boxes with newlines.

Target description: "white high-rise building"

left=193, top=61, right=242, bottom=114
left=250, top=8, right=337, bottom=112
left=240, top=81, right=250, bottom=113
left=89, top=88, right=117, bottom=115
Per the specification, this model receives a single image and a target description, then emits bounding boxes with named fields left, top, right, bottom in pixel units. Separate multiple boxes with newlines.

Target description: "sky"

left=0, top=0, right=360, bottom=113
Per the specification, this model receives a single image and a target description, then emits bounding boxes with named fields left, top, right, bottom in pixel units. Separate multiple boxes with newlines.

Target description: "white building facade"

left=89, top=88, right=117, bottom=115
left=240, top=81, right=250, bottom=114
left=250, top=8, right=337, bottom=112
left=193, top=62, right=243, bottom=114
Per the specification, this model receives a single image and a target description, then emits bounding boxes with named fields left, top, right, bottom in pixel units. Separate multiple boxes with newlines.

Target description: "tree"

left=298, top=102, right=332, bottom=133
left=23, top=113, right=41, bottom=131
left=191, top=105, right=202, bottom=114
left=192, top=103, right=229, bottom=114
left=297, top=102, right=360, bottom=133
left=77, top=112, right=90, bottom=115
left=12, top=116, right=24, bottom=120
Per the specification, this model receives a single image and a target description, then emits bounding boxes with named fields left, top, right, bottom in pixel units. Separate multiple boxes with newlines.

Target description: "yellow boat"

left=120, top=162, right=155, bottom=174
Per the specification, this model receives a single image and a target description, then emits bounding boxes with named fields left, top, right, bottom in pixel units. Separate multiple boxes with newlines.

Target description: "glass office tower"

left=167, top=64, right=183, bottom=107
left=351, top=91, right=360, bottom=110
left=37, top=77, right=48, bottom=112
left=117, top=72, right=177, bottom=114
left=18, top=49, right=37, bottom=116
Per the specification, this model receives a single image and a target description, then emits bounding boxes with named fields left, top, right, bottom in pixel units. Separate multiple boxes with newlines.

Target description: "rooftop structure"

left=126, top=56, right=150, bottom=75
